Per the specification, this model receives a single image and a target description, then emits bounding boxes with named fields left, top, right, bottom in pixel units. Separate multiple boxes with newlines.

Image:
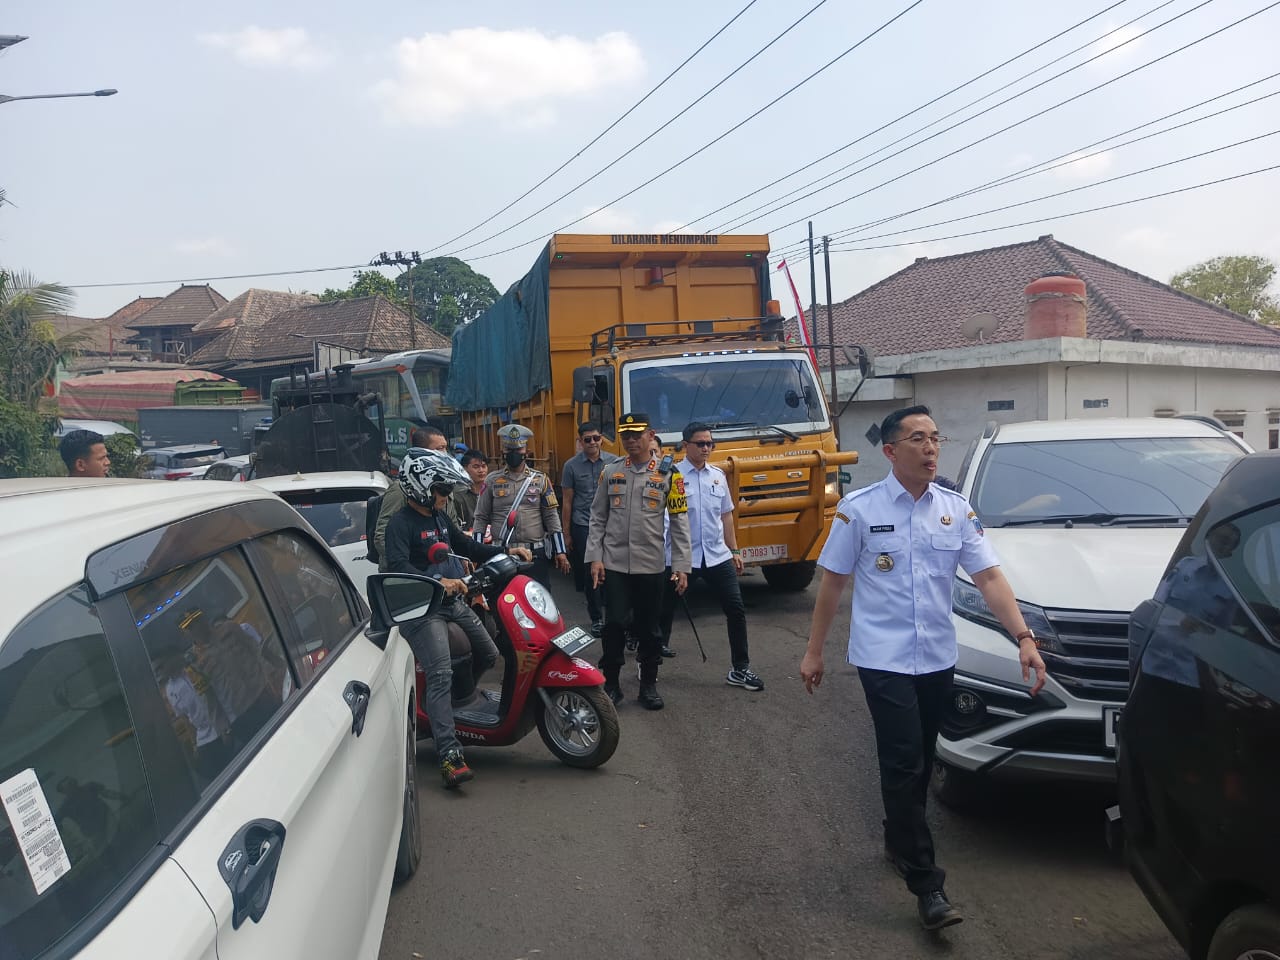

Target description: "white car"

left=250, top=471, right=391, bottom=594
left=201, top=454, right=255, bottom=482
left=0, top=478, right=425, bottom=959
left=933, top=416, right=1249, bottom=805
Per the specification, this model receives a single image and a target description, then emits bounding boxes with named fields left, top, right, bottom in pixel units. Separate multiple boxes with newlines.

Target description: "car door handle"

left=343, top=680, right=371, bottom=736
left=217, top=819, right=287, bottom=930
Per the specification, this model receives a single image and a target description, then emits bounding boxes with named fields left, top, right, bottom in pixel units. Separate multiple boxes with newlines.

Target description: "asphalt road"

left=379, top=570, right=1182, bottom=960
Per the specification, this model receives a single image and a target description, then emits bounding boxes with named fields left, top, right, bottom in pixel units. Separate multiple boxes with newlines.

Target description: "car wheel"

left=930, top=760, right=986, bottom=811
left=1207, top=904, right=1280, bottom=960
left=393, top=703, right=421, bottom=882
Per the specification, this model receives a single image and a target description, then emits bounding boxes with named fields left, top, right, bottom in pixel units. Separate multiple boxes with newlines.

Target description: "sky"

left=3, top=0, right=1279, bottom=323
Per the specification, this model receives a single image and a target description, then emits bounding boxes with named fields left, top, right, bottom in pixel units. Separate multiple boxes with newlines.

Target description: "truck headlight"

left=952, top=578, right=1063, bottom=653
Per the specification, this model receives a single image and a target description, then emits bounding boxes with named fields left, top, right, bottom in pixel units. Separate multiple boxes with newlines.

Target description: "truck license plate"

left=551, top=626, right=593, bottom=658
left=741, top=544, right=788, bottom=563
left=1103, top=706, right=1122, bottom=750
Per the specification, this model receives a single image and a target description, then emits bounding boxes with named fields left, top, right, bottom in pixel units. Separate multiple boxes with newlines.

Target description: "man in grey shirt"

left=560, top=421, right=619, bottom=635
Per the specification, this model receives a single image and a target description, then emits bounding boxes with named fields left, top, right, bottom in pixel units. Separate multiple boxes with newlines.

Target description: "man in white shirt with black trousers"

left=674, top=421, right=763, bottom=692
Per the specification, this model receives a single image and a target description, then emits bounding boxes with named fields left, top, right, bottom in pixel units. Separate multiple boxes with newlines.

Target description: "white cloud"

left=200, top=27, right=328, bottom=69
left=372, top=28, right=644, bottom=126
left=1088, top=23, right=1143, bottom=63
left=1051, top=150, right=1114, bottom=179
left=577, top=205, right=637, bottom=234
left=175, top=237, right=237, bottom=257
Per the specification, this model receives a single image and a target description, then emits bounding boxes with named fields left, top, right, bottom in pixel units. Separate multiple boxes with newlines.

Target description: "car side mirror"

left=366, top=573, right=445, bottom=630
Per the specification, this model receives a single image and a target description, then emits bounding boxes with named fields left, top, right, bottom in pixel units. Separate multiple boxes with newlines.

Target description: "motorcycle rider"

left=383, top=448, right=532, bottom=787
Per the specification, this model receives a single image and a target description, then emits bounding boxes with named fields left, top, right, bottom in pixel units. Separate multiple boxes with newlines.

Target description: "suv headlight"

left=523, top=579, right=560, bottom=624
left=952, top=578, right=1063, bottom=653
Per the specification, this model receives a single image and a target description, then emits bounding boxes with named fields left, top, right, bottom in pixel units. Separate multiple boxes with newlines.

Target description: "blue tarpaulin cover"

left=445, top=244, right=551, bottom=410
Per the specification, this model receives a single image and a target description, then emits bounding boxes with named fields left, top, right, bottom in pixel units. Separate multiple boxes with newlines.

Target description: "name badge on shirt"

left=869, top=524, right=894, bottom=533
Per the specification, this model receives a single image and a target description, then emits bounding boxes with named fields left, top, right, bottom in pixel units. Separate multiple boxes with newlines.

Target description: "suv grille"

left=1042, top=609, right=1129, bottom=702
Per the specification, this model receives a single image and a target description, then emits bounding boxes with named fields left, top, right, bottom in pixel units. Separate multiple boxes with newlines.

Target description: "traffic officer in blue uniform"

left=800, top=404, right=1047, bottom=932
left=472, top=423, right=569, bottom=587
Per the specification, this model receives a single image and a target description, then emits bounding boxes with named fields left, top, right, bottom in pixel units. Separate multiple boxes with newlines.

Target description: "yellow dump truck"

left=445, top=233, right=855, bottom=591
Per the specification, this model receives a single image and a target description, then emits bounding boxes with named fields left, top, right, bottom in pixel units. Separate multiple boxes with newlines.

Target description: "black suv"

left=1120, top=450, right=1280, bottom=960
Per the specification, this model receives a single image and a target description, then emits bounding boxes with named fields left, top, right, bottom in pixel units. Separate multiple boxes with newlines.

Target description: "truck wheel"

left=762, top=561, right=816, bottom=592
left=1207, top=904, right=1280, bottom=960
left=930, top=760, right=985, bottom=811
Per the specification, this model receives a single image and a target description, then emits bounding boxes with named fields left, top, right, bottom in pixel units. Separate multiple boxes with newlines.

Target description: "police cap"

left=618, top=412, right=651, bottom=434
left=497, top=423, right=534, bottom=451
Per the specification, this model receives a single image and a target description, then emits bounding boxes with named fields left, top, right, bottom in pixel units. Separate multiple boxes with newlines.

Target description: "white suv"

left=0, top=478, right=427, bottom=959
left=933, top=417, right=1250, bottom=805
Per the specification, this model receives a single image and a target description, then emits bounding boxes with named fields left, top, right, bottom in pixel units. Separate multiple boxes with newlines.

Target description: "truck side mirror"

left=573, top=366, right=600, bottom=403
left=842, top=345, right=872, bottom=378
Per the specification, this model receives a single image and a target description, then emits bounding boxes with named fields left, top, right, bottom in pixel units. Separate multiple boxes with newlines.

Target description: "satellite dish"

left=961, top=312, right=998, bottom=343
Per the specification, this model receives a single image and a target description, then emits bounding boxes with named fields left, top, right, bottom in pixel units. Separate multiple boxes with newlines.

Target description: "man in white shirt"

left=801, top=405, right=1046, bottom=931
left=675, top=422, right=762, bottom=691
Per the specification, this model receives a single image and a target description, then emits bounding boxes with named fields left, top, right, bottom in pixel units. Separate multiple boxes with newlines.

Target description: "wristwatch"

left=1015, top=629, right=1036, bottom=645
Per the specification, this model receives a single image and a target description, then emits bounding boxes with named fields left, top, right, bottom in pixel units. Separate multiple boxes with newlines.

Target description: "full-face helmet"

left=399, top=448, right=470, bottom=505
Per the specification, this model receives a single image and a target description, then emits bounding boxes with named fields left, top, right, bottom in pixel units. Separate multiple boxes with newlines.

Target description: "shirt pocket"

left=865, top=535, right=905, bottom=575
left=927, top=533, right=962, bottom=577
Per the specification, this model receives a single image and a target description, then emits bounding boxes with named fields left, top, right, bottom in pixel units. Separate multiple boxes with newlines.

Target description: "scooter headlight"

left=523, top=579, right=560, bottom=624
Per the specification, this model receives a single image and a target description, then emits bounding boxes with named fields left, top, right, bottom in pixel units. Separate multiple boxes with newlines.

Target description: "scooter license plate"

left=551, top=626, right=593, bottom=658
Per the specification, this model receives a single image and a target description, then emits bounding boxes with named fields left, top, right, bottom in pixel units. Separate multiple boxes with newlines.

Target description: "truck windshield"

left=971, top=436, right=1245, bottom=527
left=626, top=355, right=828, bottom=437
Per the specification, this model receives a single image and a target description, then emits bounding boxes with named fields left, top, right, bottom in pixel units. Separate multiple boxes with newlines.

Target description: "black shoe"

left=603, top=682, right=623, bottom=706
left=637, top=684, right=664, bottom=710
left=883, top=846, right=910, bottom=880
left=660, top=645, right=676, bottom=658
left=917, top=890, right=963, bottom=930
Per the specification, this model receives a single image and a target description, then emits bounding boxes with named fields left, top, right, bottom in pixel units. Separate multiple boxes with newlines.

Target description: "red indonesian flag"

left=775, top=259, right=819, bottom=371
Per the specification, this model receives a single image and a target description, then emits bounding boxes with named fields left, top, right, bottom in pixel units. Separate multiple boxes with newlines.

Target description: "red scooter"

left=399, top=545, right=620, bottom=768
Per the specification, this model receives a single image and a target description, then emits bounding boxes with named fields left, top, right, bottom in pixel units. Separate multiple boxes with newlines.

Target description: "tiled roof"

left=189, top=295, right=449, bottom=367
left=191, top=288, right=317, bottom=334
left=806, top=235, right=1280, bottom=363
left=48, top=299, right=160, bottom=355
left=125, top=284, right=227, bottom=331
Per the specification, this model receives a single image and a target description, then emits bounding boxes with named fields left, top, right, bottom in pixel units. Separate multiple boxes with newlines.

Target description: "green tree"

left=1171, top=254, right=1280, bottom=325
left=0, top=269, right=83, bottom=408
left=398, top=257, right=498, bottom=338
left=317, top=269, right=408, bottom=309
left=0, top=396, right=58, bottom=478
left=104, top=431, right=147, bottom=478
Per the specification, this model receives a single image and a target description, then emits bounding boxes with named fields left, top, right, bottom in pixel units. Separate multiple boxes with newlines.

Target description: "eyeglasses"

left=581, top=435, right=603, bottom=443
left=889, top=432, right=949, bottom=447
left=690, top=440, right=715, bottom=449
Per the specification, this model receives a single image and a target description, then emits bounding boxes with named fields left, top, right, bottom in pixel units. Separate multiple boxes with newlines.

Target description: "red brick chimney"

left=1024, top=273, right=1087, bottom=339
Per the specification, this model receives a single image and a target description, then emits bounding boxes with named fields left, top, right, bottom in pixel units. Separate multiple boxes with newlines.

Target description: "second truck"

left=445, top=233, right=855, bottom=591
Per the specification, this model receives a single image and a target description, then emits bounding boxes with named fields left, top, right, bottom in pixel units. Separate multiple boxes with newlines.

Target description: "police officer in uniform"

left=801, top=404, right=1047, bottom=931
left=585, top=412, right=692, bottom=710
left=472, top=423, right=570, bottom=587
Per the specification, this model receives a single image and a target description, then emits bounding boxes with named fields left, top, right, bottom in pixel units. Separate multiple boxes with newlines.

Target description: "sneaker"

left=439, top=749, right=474, bottom=789
left=726, top=667, right=764, bottom=691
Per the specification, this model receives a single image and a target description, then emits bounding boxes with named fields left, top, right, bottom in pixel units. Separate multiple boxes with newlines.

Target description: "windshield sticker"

left=0, top=768, right=73, bottom=896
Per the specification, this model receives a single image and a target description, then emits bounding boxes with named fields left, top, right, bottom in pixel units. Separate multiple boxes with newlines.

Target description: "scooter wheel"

left=536, top=686, right=620, bottom=769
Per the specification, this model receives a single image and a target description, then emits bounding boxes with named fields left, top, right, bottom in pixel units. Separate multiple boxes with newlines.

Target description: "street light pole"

left=0, top=88, right=117, bottom=106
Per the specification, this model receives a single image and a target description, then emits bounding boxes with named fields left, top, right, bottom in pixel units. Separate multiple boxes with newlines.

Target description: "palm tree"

left=0, top=268, right=83, bottom=408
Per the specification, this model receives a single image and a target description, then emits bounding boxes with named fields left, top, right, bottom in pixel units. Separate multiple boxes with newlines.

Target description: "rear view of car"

left=143, top=444, right=227, bottom=481
left=1120, top=450, right=1280, bottom=960
left=202, top=455, right=254, bottom=482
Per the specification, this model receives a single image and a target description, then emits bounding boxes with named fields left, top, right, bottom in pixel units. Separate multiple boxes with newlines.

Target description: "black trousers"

left=599, top=571, right=666, bottom=685
left=570, top=522, right=605, bottom=623
left=858, top=666, right=953, bottom=896
left=655, top=559, right=749, bottom=669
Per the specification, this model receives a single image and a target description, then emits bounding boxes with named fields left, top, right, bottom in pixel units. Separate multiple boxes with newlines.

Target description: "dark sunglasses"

left=581, top=435, right=603, bottom=443
left=690, top=440, right=715, bottom=448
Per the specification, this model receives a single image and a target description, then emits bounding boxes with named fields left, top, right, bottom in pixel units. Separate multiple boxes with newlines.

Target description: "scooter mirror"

left=427, top=542, right=450, bottom=564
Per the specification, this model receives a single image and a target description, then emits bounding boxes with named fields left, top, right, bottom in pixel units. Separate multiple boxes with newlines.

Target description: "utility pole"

left=371, top=250, right=422, bottom=349
left=823, top=236, right=840, bottom=444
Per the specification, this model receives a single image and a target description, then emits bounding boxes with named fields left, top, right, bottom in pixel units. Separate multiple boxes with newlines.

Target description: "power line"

left=438, top=0, right=832, bottom=259
left=462, top=0, right=929, bottom=262
left=419, top=0, right=764, bottom=256
left=839, top=128, right=1280, bottom=244
left=66, top=263, right=368, bottom=291
left=824, top=162, right=1280, bottom=252
left=824, top=76, right=1280, bottom=244
left=764, top=0, right=1279, bottom=255
left=669, top=0, right=1135, bottom=235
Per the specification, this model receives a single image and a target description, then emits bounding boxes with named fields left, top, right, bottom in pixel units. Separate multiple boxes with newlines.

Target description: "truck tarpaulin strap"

left=445, top=244, right=553, bottom=410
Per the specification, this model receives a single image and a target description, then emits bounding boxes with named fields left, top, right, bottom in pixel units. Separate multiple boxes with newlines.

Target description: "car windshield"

left=626, top=355, right=828, bottom=437
left=277, top=488, right=375, bottom=547
left=971, top=436, right=1244, bottom=527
